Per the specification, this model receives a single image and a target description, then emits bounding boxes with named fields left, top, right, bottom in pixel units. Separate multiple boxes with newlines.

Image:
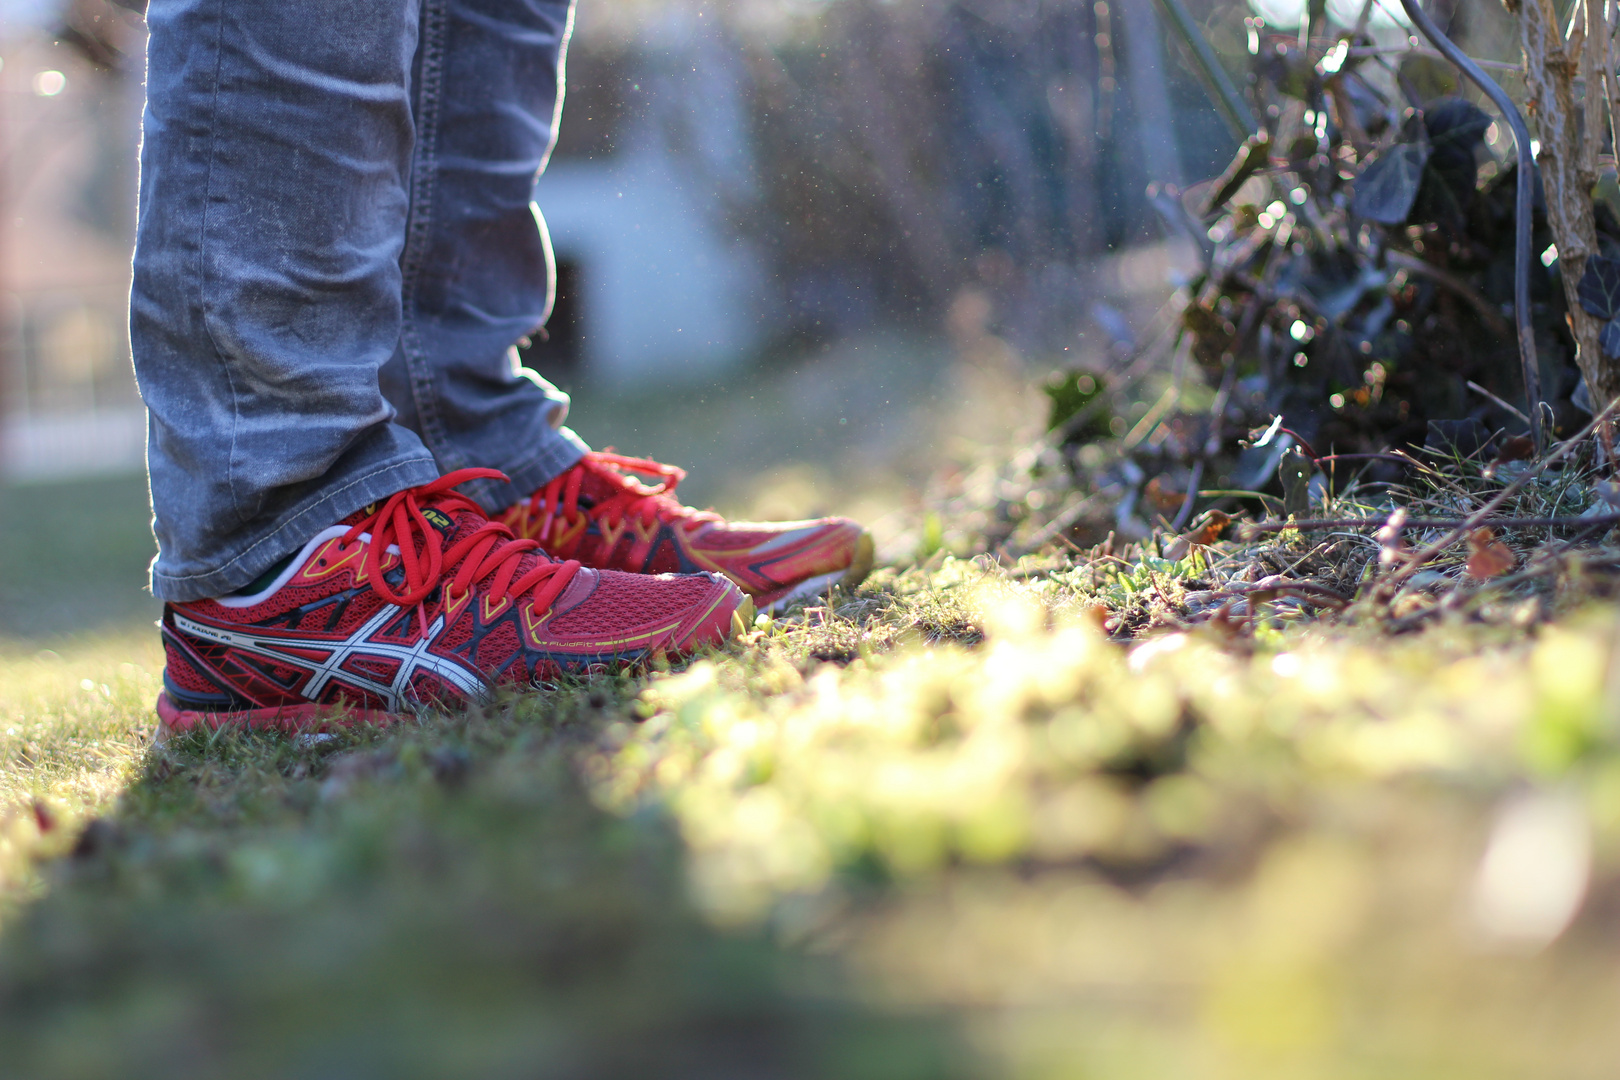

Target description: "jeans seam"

left=399, top=0, right=456, bottom=469
left=196, top=0, right=248, bottom=527
left=152, top=456, right=436, bottom=588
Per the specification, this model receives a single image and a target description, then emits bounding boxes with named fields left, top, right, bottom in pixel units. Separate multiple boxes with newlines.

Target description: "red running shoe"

left=157, top=468, right=751, bottom=736
left=498, top=451, right=875, bottom=611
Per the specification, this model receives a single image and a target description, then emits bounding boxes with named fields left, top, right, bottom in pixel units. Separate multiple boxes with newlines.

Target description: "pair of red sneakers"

left=157, top=453, right=873, bottom=735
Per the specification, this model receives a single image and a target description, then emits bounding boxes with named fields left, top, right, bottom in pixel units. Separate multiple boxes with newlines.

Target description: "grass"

left=6, top=558, right=1620, bottom=1076
left=0, top=662, right=971, bottom=1079
left=0, top=631, right=160, bottom=914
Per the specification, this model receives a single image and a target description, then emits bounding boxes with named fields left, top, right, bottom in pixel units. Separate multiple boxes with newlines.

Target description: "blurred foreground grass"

left=0, top=649, right=965, bottom=1078
left=5, top=559, right=1620, bottom=1076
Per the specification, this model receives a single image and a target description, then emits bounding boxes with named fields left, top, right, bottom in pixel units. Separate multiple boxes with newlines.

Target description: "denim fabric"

left=133, top=0, right=586, bottom=603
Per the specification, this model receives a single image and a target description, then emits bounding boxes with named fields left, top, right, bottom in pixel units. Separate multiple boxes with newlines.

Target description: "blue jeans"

left=132, top=0, right=588, bottom=602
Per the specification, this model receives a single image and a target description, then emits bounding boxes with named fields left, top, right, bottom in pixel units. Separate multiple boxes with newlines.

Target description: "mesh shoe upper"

left=500, top=452, right=873, bottom=607
left=161, top=468, right=746, bottom=723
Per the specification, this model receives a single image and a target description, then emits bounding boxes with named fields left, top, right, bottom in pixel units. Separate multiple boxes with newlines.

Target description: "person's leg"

left=134, top=0, right=441, bottom=603
left=378, top=0, right=587, bottom=516
left=137, top=0, right=755, bottom=732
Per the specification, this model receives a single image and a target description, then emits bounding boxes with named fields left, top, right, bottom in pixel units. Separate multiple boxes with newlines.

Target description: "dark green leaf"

left=1601, top=317, right=1620, bottom=359
left=1354, top=141, right=1431, bottom=224
left=1303, top=251, right=1386, bottom=320
left=1042, top=370, right=1111, bottom=441
left=1280, top=447, right=1312, bottom=519
left=1578, top=255, right=1620, bottom=320
left=1410, top=173, right=1469, bottom=234
left=1410, top=97, right=1491, bottom=233
left=1424, top=97, right=1491, bottom=185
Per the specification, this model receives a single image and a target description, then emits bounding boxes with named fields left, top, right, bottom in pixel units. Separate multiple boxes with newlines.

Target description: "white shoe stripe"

left=171, top=605, right=487, bottom=712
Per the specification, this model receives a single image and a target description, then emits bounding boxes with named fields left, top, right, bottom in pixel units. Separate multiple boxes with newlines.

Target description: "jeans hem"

left=151, top=455, right=442, bottom=603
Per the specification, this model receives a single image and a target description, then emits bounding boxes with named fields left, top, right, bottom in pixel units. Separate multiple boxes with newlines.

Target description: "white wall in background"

left=536, top=146, right=768, bottom=385
left=533, top=21, right=770, bottom=385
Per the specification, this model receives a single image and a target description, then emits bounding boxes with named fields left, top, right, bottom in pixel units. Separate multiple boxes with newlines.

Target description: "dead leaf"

left=1162, top=510, right=1231, bottom=562
left=1186, top=509, right=1232, bottom=546
left=1144, top=476, right=1184, bottom=516
left=1391, top=589, right=1436, bottom=619
left=1484, top=435, right=1536, bottom=479
left=1466, top=527, right=1514, bottom=578
left=1494, top=435, right=1535, bottom=464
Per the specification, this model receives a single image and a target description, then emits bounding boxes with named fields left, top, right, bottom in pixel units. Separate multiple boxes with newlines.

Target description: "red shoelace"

left=346, top=468, right=581, bottom=612
left=522, top=451, right=720, bottom=544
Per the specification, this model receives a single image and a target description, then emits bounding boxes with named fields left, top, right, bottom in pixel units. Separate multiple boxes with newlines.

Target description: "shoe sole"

left=155, top=591, right=758, bottom=743
left=153, top=691, right=408, bottom=744
left=760, top=531, right=876, bottom=613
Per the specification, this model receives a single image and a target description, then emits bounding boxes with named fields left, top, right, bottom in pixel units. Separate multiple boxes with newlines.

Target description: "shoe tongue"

left=418, top=504, right=463, bottom=541
left=420, top=494, right=489, bottom=547
left=422, top=494, right=560, bottom=584
left=339, top=494, right=487, bottom=547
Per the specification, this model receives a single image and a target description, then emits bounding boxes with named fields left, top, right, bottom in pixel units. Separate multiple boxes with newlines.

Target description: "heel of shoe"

left=839, top=532, right=876, bottom=591
left=730, top=596, right=758, bottom=638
